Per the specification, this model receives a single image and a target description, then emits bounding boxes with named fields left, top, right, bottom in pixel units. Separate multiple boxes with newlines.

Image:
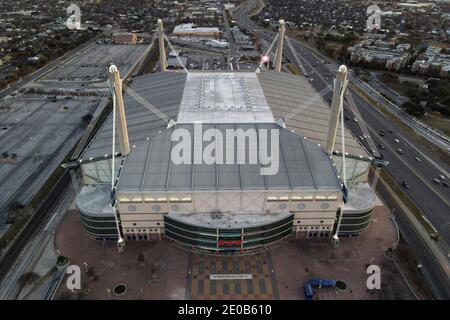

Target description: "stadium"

left=74, top=21, right=378, bottom=254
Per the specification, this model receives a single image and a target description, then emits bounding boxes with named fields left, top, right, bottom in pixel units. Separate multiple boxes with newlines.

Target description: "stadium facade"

left=75, top=70, right=377, bottom=254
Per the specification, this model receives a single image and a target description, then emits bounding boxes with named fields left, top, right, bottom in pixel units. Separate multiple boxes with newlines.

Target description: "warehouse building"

left=113, top=32, right=138, bottom=44
left=173, top=23, right=220, bottom=38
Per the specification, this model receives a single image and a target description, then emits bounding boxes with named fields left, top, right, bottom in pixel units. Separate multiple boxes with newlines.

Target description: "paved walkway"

left=186, top=252, right=279, bottom=300
left=54, top=206, right=418, bottom=300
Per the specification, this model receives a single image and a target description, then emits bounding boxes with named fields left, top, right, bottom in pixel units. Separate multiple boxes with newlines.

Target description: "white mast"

left=157, top=19, right=167, bottom=72
left=326, top=65, right=348, bottom=155
left=329, top=65, right=349, bottom=246
left=108, top=64, right=129, bottom=252
left=274, top=19, right=286, bottom=72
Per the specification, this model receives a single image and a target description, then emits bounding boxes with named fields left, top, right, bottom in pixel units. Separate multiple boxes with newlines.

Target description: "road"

left=0, top=35, right=101, bottom=101
left=221, top=1, right=239, bottom=70
left=234, top=0, right=450, bottom=298
left=351, top=74, right=450, bottom=152
left=0, top=34, right=155, bottom=297
left=0, top=170, right=73, bottom=299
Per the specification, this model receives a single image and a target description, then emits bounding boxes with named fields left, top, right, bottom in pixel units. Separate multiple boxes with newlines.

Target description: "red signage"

left=218, top=240, right=242, bottom=246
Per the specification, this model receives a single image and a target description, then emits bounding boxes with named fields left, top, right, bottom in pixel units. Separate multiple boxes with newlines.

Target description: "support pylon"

left=274, top=20, right=286, bottom=72
left=325, top=65, right=348, bottom=155
left=157, top=19, right=167, bottom=72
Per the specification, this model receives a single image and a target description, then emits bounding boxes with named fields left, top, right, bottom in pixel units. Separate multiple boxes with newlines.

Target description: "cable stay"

left=283, top=85, right=331, bottom=121
left=344, top=90, right=380, bottom=159
left=107, top=73, right=125, bottom=251
left=122, top=83, right=171, bottom=124
left=285, top=35, right=308, bottom=76
left=164, top=34, right=189, bottom=73
left=256, top=32, right=279, bottom=71
left=70, top=89, right=111, bottom=160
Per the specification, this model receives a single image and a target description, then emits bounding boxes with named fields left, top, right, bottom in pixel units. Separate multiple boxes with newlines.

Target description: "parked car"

left=402, top=181, right=410, bottom=189
left=433, top=179, right=440, bottom=184
left=378, top=144, right=385, bottom=149
left=415, top=157, right=422, bottom=162
left=396, top=149, right=403, bottom=155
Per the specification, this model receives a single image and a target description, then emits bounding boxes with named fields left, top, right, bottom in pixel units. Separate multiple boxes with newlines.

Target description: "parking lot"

left=35, top=44, right=149, bottom=92
left=175, top=49, right=229, bottom=71
left=0, top=96, right=98, bottom=224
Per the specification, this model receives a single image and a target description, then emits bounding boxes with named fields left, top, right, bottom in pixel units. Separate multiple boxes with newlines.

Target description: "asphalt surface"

left=351, top=74, right=450, bottom=152
left=0, top=171, right=70, bottom=285
left=0, top=35, right=101, bottom=102
left=0, top=40, right=154, bottom=294
left=234, top=0, right=450, bottom=298
left=221, top=1, right=239, bottom=70
left=375, top=170, right=450, bottom=298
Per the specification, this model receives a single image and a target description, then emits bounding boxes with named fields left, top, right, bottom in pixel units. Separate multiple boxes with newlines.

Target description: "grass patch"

left=394, top=238, right=435, bottom=299
left=379, top=73, right=419, bottom=97
left=421, top=115, right=450, bottom=137
left=285, top=63, right=302, bottom=75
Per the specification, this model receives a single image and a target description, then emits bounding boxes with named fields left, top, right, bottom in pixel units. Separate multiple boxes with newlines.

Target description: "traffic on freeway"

left=234, top=0, right=450, bottom=298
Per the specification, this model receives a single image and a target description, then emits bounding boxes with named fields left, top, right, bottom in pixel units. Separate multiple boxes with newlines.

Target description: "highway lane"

left=347, top=92, right=450, bottom=245
left=293, top=39, right=450, bottom=245
left=262, top=26, right=450, bottom=152
left=234, top=0, right=450, bottom=298
left=295, top=52, right=450, bottom=202
left=375, top=171, right=450, bottom=298
left=353, top=75, right=450, bottom=152
left=252, top=25, right=450, bottom=245
left=288, top=41, right=450, bottom=154
left=293, top=54, right=450, bottom=178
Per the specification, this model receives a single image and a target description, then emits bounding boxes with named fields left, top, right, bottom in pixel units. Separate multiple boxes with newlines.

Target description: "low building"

left=398, top=2, right=435, bottom=9
left=411, top=45, right=450, bottom=78
left=173, top=23, right=220, bottom=38
left=205, top=39, right=229, bottom=48
left=348, top=40, right=410, bottom=71
left=113, top=32, right=137, bottom=44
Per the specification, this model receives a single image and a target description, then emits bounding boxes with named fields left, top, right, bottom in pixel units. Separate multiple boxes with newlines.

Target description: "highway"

left=351, top=74, right=450, bottom=152
left=234, top=0, right=450, bottom=298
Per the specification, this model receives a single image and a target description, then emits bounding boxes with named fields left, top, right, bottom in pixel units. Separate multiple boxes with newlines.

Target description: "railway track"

left=0, top=170, right=71, bottom=283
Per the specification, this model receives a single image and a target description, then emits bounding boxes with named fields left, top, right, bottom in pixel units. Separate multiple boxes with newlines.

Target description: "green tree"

left=402, top=101, right=425, bottom=117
